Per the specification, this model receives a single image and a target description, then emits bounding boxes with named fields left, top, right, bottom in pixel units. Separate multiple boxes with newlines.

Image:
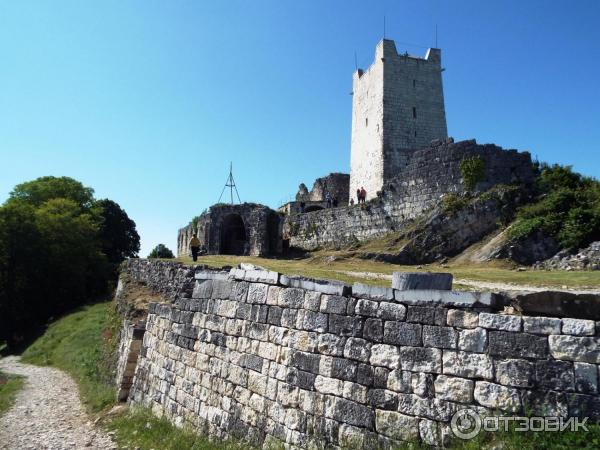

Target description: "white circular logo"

left=451, top=409, right=482, bottom=440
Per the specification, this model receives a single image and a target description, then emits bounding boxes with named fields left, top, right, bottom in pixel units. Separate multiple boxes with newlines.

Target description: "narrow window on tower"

left=414, top=130, right=417, bottom=137
left=412, top=107, right=417, bottom=119
left=365, top=118, right=368, bottom=127
left=413, top=79, right=416, bottom=88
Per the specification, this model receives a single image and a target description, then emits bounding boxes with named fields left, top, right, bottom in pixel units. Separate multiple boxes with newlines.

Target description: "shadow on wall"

left=220, top=214, right=247, bottom=255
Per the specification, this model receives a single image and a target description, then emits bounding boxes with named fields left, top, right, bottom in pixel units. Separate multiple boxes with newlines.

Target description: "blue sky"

left=1, top=1, right=599, bottom=256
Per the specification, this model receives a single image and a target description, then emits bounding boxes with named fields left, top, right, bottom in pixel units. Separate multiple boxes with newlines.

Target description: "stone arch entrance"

left=220, top=214, right=248, bottom=255
left=305, top=205, right=324, bottom=213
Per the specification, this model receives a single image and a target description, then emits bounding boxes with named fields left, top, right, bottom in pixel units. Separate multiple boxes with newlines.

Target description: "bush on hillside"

left=509, top=164, right=600, bottom=250
left=0, top=176, right=140, bottom=350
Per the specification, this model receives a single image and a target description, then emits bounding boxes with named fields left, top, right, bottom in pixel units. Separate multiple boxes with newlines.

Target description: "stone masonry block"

left=383, top=321, right=422, bottom=347
left=549, top=335, right=600, bottom=363
left=400, top=346, right=442, bottom=373
left=495, top=359, right=534, bottom=388
left=392, top=272, right=452, bottom=291
left=434, top=375, right=474, bottom=403
left=457, top=327, right=486, bottom=353
left=574, top=362, right=598, bottom=394
left=407, top=306, right=446, bottom=325
left=447, top=309, right=479, bottom=329
left=352, top=283, right=394, bottom=301
left=474, top=381, right=521, bottom=413
left=522, top=316, right=561, bottom=335
left=278, top=288, right=305, bottom=308
left=324, top=396, right=375, bottom=429
left=370, top=344, right=400, bottom=369
left=536, top=360, right=574, bottom=391
left=478, top=313, right=521, bottom=332
left=344, top=337, right=371, bottom=363
left=423, top=325, right=457, bottom=349
left=375, top=410, right=420, bottom=441
left=562, top=318, right=596, bottom=336
left=489, top=331, right=548, bottom=359
left=320, top=295, right=348, bottom=314
left=442, top=351, right=493, bottom=380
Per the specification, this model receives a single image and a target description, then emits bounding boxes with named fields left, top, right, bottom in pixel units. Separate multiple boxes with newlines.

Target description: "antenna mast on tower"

left=218, top=162, right=241, bottom=205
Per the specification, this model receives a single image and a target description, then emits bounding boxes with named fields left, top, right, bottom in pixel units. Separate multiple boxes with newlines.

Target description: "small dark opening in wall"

left=365, top=118, right=368, bottom=127
left=412, top=107, right=417, bottom=119
left=413, top=79, right=416, bottom=88
left=414, top=130, right=417, bottom=137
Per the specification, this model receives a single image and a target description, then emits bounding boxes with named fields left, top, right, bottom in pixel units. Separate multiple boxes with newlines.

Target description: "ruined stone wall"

left=124, top=260, right=600, bottom=448
left=296, top=173, right=350, bottom=204
left=285, top=139, right=533, bottom=251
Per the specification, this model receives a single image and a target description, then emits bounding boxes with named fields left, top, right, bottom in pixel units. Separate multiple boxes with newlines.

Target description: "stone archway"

left=220, top=214, right=248, bottom=255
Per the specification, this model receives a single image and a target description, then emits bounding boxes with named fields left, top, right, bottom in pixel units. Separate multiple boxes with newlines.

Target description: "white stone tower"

left=349, top=39, right=448, bottom=201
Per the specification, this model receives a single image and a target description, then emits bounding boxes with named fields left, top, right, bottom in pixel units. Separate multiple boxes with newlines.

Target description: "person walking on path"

left=190, top=233, right=201, bottom=262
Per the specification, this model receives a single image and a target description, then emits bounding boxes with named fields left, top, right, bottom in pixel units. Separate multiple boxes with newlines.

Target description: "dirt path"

left=339, top=270, right=599, bottom=294
left=0, top=356, right=116, bottom=450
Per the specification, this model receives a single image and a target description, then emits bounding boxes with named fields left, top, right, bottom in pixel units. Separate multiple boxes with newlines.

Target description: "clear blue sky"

left=1, top=1, right=598, bottom=256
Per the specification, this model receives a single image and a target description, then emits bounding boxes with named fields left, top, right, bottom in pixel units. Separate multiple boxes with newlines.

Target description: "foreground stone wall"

left=124, top=260, right=599, bottom=448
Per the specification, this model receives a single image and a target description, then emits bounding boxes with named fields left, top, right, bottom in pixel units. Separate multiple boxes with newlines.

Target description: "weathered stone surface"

left=447, top=309, right=479, bottom=329
left=574, top=362, right=598, bottom=394
left=407, top=306, right=446, bottom=325
left=495, top=359, right=534, bottom=388
left=567, top=393, right=600, bottom=421
left=280, top=275, right=350, bottom=296
left=278, top=288, right=305, bottom=308
left=536, top=360, right=574, bottom=391
left=442, top=351, right=493, bottom=379
left=457, top=327, right=486, bottom=352
left=489, top=331, right=549, bottom=359
left=400, top=347, right=442, bottom=373
left=320, top=295, right=348, bottom=314
left=562, top=318, right=596, bottom=336
left=363, top=318, right=383, bottom=342
left=549, top=335, right=600, bottom=363
left=478, top=313, right=521, bottom=331
left=387, top=369, right=411, bottom=393
left=375, top=410, right=419, bottom=441
left=474, top=381, right=521, bottom=412
left=394, top=290, right=500, bottom=308
left=378, top=302, right=407, bottom=321
left=352, top=283, right=394, bottom=301
left=423, top=325, right=457, bottom=349
left=247, top=283, right=269, bottom=304
left=370, top=344, right=400, bottom=369
left=314, top=375, right=343, bottom=396
left=324, top=396, right=374, bottom=429
left=522, top=316, right=561, bottom=335
left=383, top=322, right=422, bottom=347
left=392, top=272, right=453, bottom=291
left=434, top=375, right=473, bottom=403
left=344, top=338, right=371, bottom=363
left=192, top=280, right=213, bottom=299
left=510, top=291, right=600, bottom=321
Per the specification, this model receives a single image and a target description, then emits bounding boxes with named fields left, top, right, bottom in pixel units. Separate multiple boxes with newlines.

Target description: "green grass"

left=0, top=370, right=24, bottom=417
left=106, top=408, right=251, bottom=450
left=179, top=253, right=600, bottom=290
left=21, top=301, right=119, bottom=413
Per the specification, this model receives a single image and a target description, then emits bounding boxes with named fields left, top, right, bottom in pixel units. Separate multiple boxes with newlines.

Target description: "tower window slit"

left=412, top=107, right=417, bottom=119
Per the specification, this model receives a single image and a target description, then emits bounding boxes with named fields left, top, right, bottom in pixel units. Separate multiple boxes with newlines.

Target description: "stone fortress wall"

left=120, top=259, right=600, bottom=448
left=284, top=138, right=533, bottom=251
left=350, top=39, right=448, bottom=202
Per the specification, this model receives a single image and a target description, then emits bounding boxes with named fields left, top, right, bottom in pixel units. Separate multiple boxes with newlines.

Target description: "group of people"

left=325, top=192, right=339, bottom=208
left=355, top=186, right=367, bottom=204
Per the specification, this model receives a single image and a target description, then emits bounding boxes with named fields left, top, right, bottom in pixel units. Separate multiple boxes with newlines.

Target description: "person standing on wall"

left=356, top=188, right=361, bottom=204
left=190, top=233, right=201, bottom=262
left=360, top=187, right=367, bottom=203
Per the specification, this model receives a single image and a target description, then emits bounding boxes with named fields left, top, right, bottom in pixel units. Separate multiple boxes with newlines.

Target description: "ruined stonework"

left=123, top=260, right=600, bottom=448
left=177, top=203, right=282, bottom=258
left=350, top=39, right=448, bottom=202
left=285, top=139, right=533, bottom=251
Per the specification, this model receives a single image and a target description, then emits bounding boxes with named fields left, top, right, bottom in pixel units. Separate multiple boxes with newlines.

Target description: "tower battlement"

left=350, top=39, right=448, bottom=201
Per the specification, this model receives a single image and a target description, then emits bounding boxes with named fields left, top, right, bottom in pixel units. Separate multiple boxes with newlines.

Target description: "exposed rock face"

left=120, top=260, right=600, bottom=448
left=296, top=173, right=350, bottom=204
left=535, top=242, right=600, bottom=271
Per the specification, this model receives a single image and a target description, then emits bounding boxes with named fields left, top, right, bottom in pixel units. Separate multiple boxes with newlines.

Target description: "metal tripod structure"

left=218, top=162, right=241, bottom=205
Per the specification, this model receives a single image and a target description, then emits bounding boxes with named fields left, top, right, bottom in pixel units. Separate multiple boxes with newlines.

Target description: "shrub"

left=460, top=156, right=486, bottom=190
left=442, top=193, right=470, bottom=215
left=148, top=244, right=175, bottom=259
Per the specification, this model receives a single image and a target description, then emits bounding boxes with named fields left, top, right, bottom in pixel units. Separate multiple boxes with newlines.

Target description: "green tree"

left=8, top=176, right=94, bottom=209
left=92, top=199, right=140, bottom=264
left=148, top=244, right=174, bottom=259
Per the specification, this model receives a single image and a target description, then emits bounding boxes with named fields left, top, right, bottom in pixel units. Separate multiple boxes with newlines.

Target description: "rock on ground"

left=0, top=356, right=116, bottom=450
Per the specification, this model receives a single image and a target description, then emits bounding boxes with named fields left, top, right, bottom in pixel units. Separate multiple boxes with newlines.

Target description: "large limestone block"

left=392, top=272, right=453, bottom=291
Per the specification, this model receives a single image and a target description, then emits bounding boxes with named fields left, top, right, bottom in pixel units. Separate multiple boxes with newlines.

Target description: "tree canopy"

left=148, top=244, right=175, bottom=259
left=0, top=176, right=139, bottom=350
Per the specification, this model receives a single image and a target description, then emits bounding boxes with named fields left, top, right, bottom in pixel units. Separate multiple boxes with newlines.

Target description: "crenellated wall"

left=121, top=260, right=600, bottom=448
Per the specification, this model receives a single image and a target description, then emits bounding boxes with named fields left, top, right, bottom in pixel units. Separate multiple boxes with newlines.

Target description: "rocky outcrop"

left=535, top=242, right=600, bottom=271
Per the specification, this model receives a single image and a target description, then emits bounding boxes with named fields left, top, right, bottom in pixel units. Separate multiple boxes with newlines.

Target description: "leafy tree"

left=0, top=176, right=139, bottom=350
left=8, top=176, right=94, bottom=209
left=93, top=199, right=140, bottom=264
left=148, top=244, right=175, bottom=259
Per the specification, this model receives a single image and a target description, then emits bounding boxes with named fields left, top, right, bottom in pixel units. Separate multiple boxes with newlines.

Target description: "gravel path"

left=0, top=356, right=116, bottom=450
